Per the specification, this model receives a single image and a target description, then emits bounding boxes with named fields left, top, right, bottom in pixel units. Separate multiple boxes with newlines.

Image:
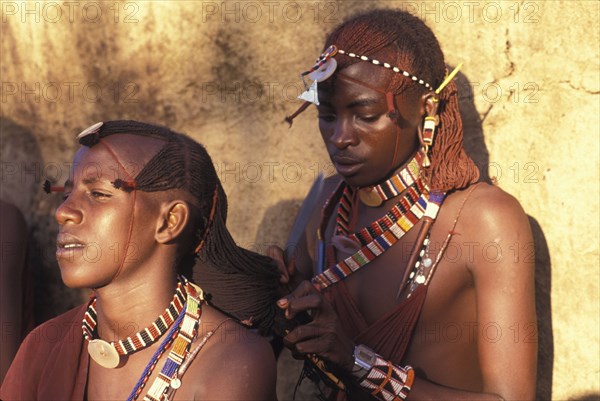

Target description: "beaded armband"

left=359, top=355, right=415, bottom=401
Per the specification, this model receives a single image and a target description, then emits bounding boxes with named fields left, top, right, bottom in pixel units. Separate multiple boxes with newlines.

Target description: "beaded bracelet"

left=359, top=355, right=415, bottom=401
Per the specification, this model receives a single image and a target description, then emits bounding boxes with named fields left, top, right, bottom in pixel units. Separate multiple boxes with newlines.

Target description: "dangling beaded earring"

left=419, top=110, right=439, bottom=168
left=419, top=63, right=464, bottom=168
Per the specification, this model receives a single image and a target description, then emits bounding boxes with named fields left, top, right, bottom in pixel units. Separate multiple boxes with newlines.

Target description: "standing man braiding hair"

left=2, top=120, right=279, bottom=400
left=272, top=9, right=536, bottom=401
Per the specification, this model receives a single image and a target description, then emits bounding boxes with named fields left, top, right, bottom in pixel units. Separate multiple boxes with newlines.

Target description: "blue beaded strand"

left=126, top=303, right=187, bottom=401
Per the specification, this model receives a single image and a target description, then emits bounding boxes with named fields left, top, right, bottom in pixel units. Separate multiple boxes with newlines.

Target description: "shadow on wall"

left=457, top=70, right=554, bottom=399
left=456, top=70, right=491, bottom=185
left=254, top=198, right=302, bottom=252
left=529, top=216, right=553, bottom=400
left=0, top=118, right=84, bottom=325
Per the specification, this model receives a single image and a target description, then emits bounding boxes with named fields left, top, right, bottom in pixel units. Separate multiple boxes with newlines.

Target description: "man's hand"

left=266, top=245, right=304, bottom=298
left=277, top=280, right=355, bottom=372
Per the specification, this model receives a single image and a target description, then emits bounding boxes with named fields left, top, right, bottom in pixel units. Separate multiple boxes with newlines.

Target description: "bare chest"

left=326, top=205, right=475, bottom=328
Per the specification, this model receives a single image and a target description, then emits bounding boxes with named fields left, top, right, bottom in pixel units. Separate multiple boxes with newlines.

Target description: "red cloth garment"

left=324, top=282, right=428, bottom=364
left=1, top=304, right=89, bottom=401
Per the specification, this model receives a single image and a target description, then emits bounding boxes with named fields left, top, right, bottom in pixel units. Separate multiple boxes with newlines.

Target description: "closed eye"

left=318, top=114, right=336, bottom=123
left=90, top=190, right=111, bottom=199
left=357, top=114, right=380, bottom=123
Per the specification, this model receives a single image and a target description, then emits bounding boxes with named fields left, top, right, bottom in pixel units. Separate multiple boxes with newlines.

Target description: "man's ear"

left=155, top=201, right=191, bottom=244
left=421, top=91, right=439, bottom=117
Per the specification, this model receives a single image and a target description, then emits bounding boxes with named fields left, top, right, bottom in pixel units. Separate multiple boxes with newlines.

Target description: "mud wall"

left=1, top=1, right=598, bottom=399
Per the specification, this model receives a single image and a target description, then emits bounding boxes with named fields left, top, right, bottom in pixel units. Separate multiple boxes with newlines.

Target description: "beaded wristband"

left=359, top=355, right=415, bottom=401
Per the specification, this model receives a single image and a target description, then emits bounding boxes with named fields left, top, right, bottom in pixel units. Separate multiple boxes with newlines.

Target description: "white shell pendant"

left=308, top=57, right=337, bottom=82
left=88, top=339, right=120, bottom=369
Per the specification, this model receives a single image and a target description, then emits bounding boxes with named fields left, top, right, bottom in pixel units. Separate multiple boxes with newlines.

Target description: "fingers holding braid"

left=277, top=281, right=355, bottom=371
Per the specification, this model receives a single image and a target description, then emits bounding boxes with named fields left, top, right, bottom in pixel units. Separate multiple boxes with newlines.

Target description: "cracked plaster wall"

left=1, top=1, right=598, bottom=399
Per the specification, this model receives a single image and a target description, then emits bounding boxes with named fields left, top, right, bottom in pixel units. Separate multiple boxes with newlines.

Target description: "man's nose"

left=330, top=118, right=358, bottom=149
left=55, top=193, right=83, bottom=225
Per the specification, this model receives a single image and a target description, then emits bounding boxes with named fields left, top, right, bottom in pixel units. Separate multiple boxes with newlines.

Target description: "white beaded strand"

left=337, top=49, right=432, bottom=90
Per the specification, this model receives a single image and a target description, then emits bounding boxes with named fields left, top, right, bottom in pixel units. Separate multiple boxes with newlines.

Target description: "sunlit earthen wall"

left=1, top=1, right=598, bottom=399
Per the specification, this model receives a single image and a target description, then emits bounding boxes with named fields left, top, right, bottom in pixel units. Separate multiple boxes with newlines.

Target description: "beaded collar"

left=142, top=282, right=204, bottom=400
left=82, top=279, right=187, bottom=369
left=356, top=152, right=423, bottom=208
left=334, top=152, right=424, bottom=246
left=312, top=157, right=446, bottom=290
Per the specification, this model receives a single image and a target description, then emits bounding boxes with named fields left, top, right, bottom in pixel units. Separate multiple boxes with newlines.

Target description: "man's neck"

left=93, top=258, right=179, bottom=342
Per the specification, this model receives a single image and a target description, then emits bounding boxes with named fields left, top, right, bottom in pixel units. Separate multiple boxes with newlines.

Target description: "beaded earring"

left=419, top=63, right=464, bottom=168
left=419, top=111, right=439, bottom=168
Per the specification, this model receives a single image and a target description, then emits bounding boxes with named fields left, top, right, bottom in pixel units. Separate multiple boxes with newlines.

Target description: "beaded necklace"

left=143, top=281, right=204, bottom=401
left=312, top=155, right=446, bottom=290
left=82, top=280, right=186, bottom=369
left=337, top=179, right=427, bottom=248
left=333, top=152, right=424, bottom=250
left=355, top=152, right=423, bottom=208
left=126, top=304, right=186, bottom=401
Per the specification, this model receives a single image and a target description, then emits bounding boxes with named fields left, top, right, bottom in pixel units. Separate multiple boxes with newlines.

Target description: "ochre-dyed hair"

left=79, top=120, right=280, bottom=334
left=324, top=9, right=479, bottom=192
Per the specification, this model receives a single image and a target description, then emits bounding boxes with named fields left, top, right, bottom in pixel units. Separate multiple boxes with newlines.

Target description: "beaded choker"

left=82, top=280, right=186, bottom=369
left=357, top=152, right=423, bottom=207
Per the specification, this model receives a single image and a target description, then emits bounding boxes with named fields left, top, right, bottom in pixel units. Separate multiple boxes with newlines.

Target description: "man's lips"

left=332, top=154, right=363, bottom=176
left=56, top=233, right=86, bottom=250
left=332, top=154, right=363, bottom=165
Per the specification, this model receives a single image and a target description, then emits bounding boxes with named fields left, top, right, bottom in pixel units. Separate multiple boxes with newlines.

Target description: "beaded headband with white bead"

left=301, top=45, right=433, bottom=88
left=337, top=48, right=432, bottom=89
left=297, top=45, right=432, bottom=106
left=287, top=45, right=462, bottom=125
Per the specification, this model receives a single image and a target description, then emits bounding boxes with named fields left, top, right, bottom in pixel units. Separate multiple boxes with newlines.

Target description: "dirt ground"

left=1, top=1, right=599, bottom=399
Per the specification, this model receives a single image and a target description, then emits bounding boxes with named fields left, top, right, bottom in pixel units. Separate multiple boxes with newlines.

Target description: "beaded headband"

left=297, top=45, right=463, bottom=105
left=297, top=45, right=432, bottom=106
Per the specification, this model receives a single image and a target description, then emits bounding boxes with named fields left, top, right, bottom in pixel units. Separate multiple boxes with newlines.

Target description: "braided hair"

left=324, top=9, right=479, bottom=192
left=79, top=120, right=280, bottom=334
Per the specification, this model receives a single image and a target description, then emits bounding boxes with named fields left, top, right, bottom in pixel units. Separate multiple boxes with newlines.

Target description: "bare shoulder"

left=446, top=183, right=530, bottom=238
left=442, top=183, right=533, bottom=277
left=190, top=306, right=276, bottom=400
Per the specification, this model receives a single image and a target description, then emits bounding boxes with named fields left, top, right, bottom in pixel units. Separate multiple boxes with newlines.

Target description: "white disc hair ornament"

left=308, top=57, right=338, bottom=83
left=77, top=122, right=103, bottom=139
left=297, top=45, right=339, bottom=106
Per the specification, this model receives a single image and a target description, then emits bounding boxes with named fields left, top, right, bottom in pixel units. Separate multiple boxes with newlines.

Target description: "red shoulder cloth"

left=1, top=304, right=88, bottom=401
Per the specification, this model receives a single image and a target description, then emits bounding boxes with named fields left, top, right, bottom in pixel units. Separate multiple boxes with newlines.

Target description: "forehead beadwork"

left=296, top=45, right=433, bottom=107
left=336, top=49, right=432, bottom=90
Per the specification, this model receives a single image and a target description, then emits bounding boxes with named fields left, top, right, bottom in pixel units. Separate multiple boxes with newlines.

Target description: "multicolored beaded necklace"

left=312, top=153, right=446, bottom=291
left=126, top=303, right=186, bottom=401
left=82, top=280, right=186, bottom=369
left=142, top=281, right=204, bottom=401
